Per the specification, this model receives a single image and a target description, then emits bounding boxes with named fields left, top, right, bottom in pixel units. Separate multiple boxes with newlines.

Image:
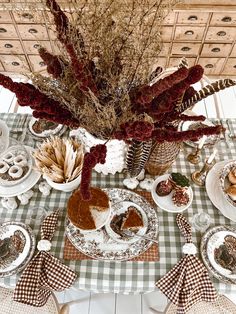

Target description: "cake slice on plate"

left=121, top=206, right=144, bottom=231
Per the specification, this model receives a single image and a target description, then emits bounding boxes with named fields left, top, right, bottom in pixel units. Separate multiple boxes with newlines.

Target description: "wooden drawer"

left=0, top=61, right=4, bottom=71
left=28, top=55, right=47, bottom=72
left=171, top=42, right=200, bottom=55
left=158, top=42, right=171, bottom=56
left=160, top=26, right=173, bottom=41
left=23, top=41, right=52, bottom=54
left=51, top=41, right=62, bottom=54
left=17, top=24, right=49, bottom=40
left=168, top=57, right=196, bottom=68
left=201, top=43, right=232, bottom=57
left=210, top=13, right=236, bottom=26
left=0, top=24, right=17, bottom=39
left=222, top=58, right=236, bottom=75
left=230, top=44, right=236, bottom=57
left=162, top=12, right=176, bottom=25
left=177, top=12, right=209, bottom=24
left=174, top=26, right=204, bottom=41
left=13, top=11, right=45, bottom=24
left=198, top=57, right=225, bottom=75
left=0, top=40, right=24, bottom=54
left=205, top=27, right=236, bottom=42
left=0, top=55, right=29, bottom=72
left=0, top=11, right=13, bottom=23
left=48, top=28, right=57, bottom=40
left=152, top=57, right=167, bottom=69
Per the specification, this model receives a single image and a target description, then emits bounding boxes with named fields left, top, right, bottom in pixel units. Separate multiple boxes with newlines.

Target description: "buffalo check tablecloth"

left=0, top=113, right=236, bottom=294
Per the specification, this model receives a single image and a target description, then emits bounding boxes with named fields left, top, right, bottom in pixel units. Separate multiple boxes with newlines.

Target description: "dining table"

left=0, top=112, right=236, bottom=296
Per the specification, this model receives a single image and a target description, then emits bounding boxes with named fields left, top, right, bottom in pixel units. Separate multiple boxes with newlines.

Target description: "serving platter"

left=201, top=225, right=236, bottom=285
left=66, top=188, right=159, bottom=261
left=0, top=221, right=36, bottom=278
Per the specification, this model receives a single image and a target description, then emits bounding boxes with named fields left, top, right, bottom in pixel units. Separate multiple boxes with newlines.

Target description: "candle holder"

left=187, top=147, right=202, bottom=164
left=191, top=160, right=215, bottom=186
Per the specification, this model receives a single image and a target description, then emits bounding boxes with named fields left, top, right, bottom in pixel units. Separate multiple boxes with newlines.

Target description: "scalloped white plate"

left=151, top=174, right=193, bottom=213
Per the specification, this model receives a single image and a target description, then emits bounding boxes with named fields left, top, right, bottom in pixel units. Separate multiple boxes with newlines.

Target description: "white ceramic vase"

left=70, top=128, right=127, bottom=175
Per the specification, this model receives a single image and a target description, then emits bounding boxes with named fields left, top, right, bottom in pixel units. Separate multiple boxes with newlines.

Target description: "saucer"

left=151, top=174, right=193, bottom=213
left=205, top=160, right=236, bottom=222
left=0, top=147, right=41, bottom=197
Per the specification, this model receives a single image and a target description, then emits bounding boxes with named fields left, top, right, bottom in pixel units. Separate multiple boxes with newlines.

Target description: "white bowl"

left=151, top=174, right=193, bottom=213
left=44, top=174, right=81, bottom=192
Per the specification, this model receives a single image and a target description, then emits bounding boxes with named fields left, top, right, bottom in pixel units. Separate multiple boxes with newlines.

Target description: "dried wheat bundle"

left=33, top=136, right=84, bottom=183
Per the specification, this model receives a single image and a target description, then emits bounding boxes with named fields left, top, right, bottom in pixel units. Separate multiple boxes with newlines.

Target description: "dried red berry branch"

left=80, top=144, right=107, bottom=200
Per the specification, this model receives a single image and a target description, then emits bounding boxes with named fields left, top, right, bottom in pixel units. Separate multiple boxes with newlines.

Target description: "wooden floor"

left=1, top=80, right=236, bottom=313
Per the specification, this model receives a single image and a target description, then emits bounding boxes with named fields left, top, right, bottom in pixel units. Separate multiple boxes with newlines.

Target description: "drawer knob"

left=33, top=44, right=41, bottom=49
left=28, top=28, right=38, bottom=34
left=211, top=47, right=220, bottom=52
left=205, top=64, right=214, bottom=68
left=21, top=13, right=33, bottom=20
left=12, top=62, right=19, bottom=66
left=4, top=43, right=13, bottom=48
left=181, top=46, right=191, bottom=51
left=222, top=16, right=232, bottom=22
left=0, top=28, right=7, bottom=33
left=188, top=15, right=198, bottom=21
left=39, top=61, right=45, bottom=66
left=185, top=30, right=194, bottom=35
left=217, top=31, right=226, bottom=36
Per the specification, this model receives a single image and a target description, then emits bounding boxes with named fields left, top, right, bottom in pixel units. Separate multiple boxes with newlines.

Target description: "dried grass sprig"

left=33, top=136, right=84, bottom=183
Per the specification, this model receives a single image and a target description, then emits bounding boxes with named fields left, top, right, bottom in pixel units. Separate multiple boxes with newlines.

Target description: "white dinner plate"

left=151, top=174, right=193, bottom=213
left=205, top=160, right=236, bottom=222
left=0, top=221, right=36, bottom=278
left=0, top=120, right=9, bottom=153
left=0, top=146, right=41, bottom=197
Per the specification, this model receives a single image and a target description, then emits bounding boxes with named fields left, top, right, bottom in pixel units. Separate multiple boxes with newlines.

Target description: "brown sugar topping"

left=121, top=206, right=144, bottom=230
left=67, top=187, right=109, bottom=230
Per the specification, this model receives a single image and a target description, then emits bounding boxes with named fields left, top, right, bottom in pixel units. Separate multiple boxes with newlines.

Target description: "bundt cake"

left=67, top=187, right=109, bottom=230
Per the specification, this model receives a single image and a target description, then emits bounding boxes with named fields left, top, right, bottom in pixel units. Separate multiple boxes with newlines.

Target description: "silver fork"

left=122, top=229, right=159, bottom=244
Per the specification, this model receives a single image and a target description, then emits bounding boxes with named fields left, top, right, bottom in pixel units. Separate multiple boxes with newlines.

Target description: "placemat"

left=63, top=190, right=159, bottom=261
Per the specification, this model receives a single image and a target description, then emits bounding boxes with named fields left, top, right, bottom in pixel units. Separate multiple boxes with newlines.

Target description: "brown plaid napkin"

left=156, top=214, right=218, bottom=314
left=13, top=210, right=77, bottom=307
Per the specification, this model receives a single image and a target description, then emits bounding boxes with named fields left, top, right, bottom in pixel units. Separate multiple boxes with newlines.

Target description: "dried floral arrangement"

left=33, top=137, right=83, bottom=183
left=0, top=0, right=235, bottom=200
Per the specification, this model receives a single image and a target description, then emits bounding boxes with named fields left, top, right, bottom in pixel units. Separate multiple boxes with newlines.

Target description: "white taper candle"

left=198, top=135, right=207, bottom=149
left=207, top=148, right=217, bottom=164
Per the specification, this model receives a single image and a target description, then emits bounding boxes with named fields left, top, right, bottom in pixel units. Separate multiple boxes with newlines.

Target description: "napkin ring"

left=37, top=239, right=52, bottom=251
left=182, top=243, right=197, bottom=255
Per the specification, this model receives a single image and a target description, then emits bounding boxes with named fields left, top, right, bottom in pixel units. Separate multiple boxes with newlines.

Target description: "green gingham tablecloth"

left=0, top=113, right=236, bottom=294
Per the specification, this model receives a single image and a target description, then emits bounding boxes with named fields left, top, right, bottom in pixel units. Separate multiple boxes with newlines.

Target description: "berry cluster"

left=80, top=144, right=107, bottom=200
left=114, top=121, right=154, bottom=142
